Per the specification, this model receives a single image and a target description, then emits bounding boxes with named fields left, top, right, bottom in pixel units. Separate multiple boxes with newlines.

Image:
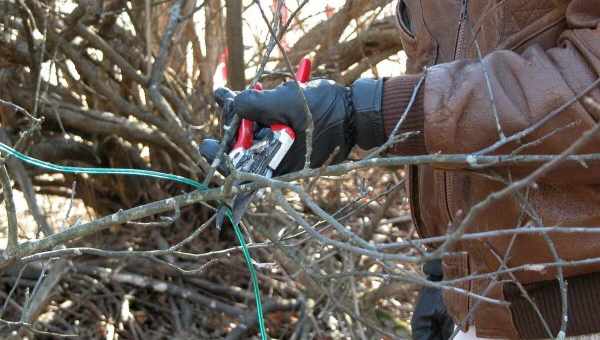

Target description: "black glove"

left=411, top=259, right=454, bottom=340
left=202, top=78, right=386, bottom=175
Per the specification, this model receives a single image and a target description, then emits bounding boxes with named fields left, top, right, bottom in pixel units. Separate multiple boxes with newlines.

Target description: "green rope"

left=0, top=142, right=268, bottom=340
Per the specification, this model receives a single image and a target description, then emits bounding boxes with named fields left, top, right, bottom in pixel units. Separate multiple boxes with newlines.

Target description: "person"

left=202, top=1, right=600, bottom=339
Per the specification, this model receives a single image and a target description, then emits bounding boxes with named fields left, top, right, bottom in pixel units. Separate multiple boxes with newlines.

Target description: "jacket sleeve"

left=382, top=0, right=600, bottom=183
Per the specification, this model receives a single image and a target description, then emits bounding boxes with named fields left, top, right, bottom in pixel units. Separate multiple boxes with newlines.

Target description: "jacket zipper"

left=445, top=0, right=470, bottom=224
left=408, top=166, right=428, bottom=237
left=411, top=0, right=470, bottom=235
left=453, top=0, right=470, bottom=60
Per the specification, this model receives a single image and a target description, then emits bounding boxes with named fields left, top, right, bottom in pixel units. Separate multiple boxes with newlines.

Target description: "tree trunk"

left=226, top=0, right=245, bottom=90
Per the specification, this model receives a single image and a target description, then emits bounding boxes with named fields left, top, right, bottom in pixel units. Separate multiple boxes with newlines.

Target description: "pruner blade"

left=231, top=191, right=258, bottom=226
left=214, top=190, right=255, bottom=235
left=215, top=206, right=228, bottom=232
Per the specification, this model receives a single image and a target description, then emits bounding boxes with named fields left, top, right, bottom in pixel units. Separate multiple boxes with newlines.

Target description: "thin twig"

left=254, top=0, right=315, bottom=170
left=0, top=264, right=29, bottom=318
left=0, top=129, right=53, bottom=237
left=145, top=0, right=152, bottom=76
left=0, top=318, right=77, bottom=338
left=511, top=121, right=580, bottom=155
left=432, top=101, right=600, bottom=259
left=542, top=232, right=568, bottom=338
left=0, top=98, right=41, bottom=122
left=469, top=25, right=505, bottom=140
left=378, top=225, right=600, bottom=250
left=1, top=164, right=18, bottom=254
left=366, top=73, right=426, bottom=158
left=475, top=77, right=600, bottom=155
left=17, top=215, right=215, bottom=264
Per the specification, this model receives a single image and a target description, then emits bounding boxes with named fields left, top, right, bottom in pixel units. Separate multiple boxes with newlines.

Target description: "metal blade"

left=231, top=190, right=258, bottom=226
left=215, top=206, right=227, bottom=231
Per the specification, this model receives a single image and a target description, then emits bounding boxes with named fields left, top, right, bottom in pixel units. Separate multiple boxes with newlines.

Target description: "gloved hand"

left=411, top=259, right=454, bottom=340
left=201, top=78, right=386, bottom=175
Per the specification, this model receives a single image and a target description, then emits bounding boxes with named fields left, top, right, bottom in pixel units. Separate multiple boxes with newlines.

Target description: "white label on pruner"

left=269, top=132, right=295, bottom=169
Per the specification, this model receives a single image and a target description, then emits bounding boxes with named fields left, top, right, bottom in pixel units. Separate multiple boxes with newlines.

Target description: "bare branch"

left=1, top=164, right=18, bottom=254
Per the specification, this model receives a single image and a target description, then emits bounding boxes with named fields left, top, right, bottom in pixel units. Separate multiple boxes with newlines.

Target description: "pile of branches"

left=0, top=0, right=419, bottom=338
left=1, top=166, right=416, bottom=339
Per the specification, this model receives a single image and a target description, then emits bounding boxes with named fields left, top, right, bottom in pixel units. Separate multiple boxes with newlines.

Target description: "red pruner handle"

left=231, top=83, right=264, bottom=151
left=232, top=119, right=254, bottom=151
left=295, top=58, right=312, bottom=84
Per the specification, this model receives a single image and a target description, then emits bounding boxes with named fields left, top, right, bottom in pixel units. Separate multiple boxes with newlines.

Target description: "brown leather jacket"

left=381, top=0, right=600, bottom=338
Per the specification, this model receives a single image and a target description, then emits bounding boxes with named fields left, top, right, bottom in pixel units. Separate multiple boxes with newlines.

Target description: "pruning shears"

left=216, top=58, right=313, bottom=230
